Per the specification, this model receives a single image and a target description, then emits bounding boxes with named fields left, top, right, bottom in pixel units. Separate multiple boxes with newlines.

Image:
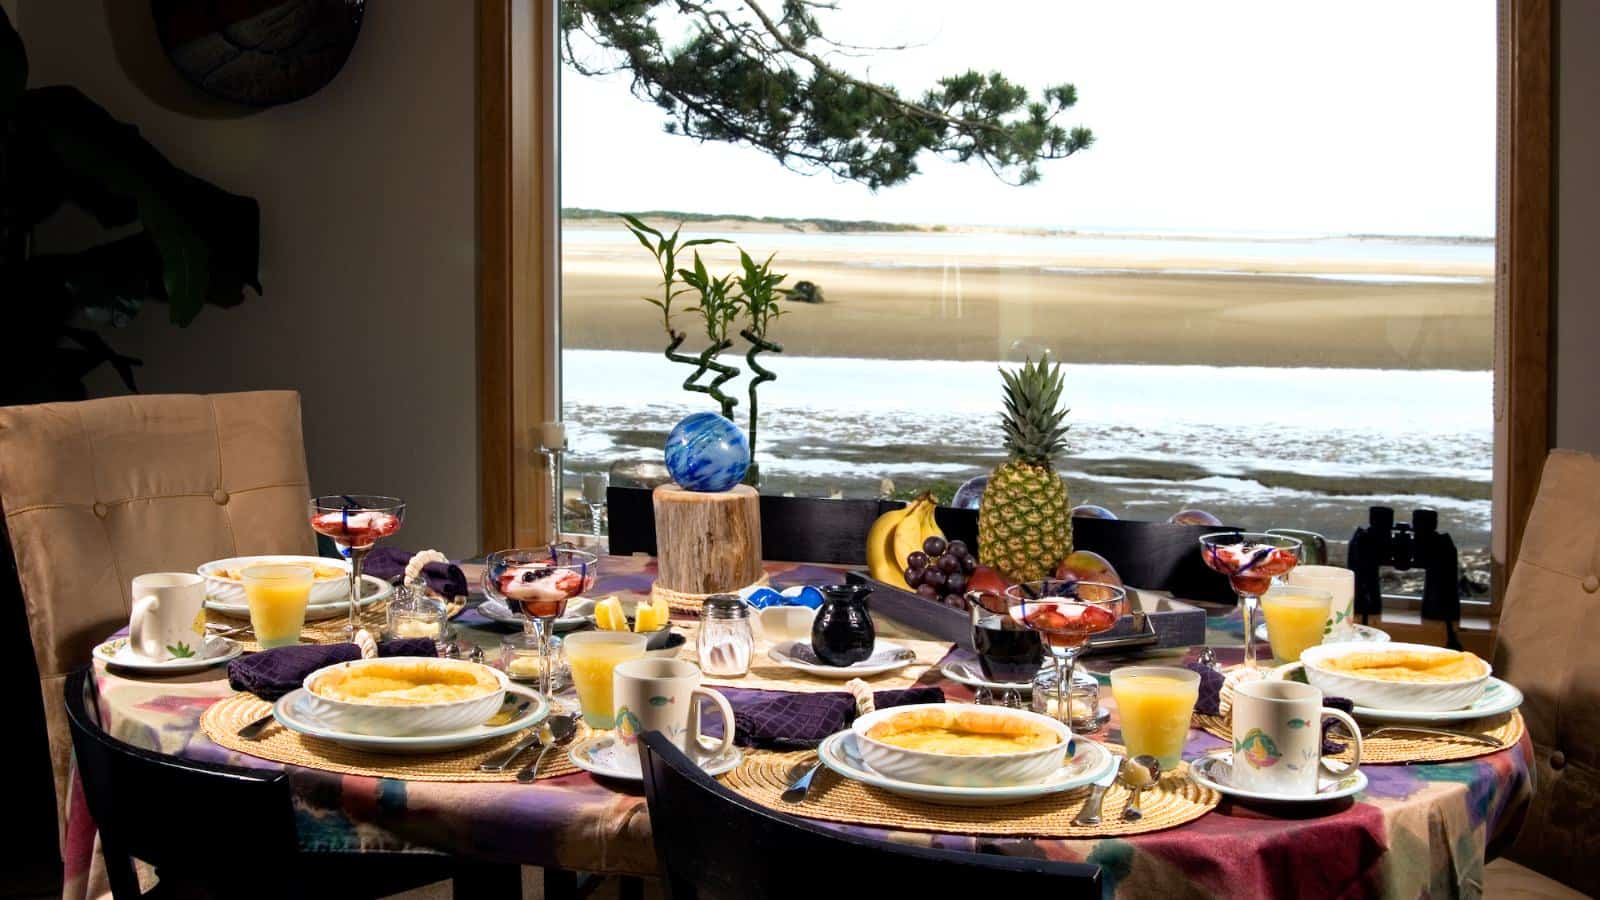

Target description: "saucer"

left=566, top=733, right=743, bottom=781
left=1188, top=754, right=1366, bottom=804
left=1269, top=662, right=1525, bottom=723
left=1255, top=622, right=1390, bottom=643
left=939, top=662, right=1032, bottom=694
left=767, top=640, right=918, bottom=679
left=273, top=685, right=547, bottom=753
left=96, top=635, right=243, bottom=673
left=816, top=730, right=1113, bottom=806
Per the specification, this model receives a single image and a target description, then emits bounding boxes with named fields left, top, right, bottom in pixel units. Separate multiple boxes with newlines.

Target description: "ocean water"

left=564, top=228, right=1493, bottom=283
left=562, top=350, right=1493, bottom=548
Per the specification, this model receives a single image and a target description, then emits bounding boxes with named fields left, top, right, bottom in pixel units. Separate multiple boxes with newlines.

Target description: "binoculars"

left=1347, top=506, right=1460, bottom=625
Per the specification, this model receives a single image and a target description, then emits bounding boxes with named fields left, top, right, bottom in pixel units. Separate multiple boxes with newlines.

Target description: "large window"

left=557, top=1, right=1495, bottom=596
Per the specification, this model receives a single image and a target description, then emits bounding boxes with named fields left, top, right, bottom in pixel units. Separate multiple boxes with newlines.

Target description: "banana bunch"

left=866, top=493, right=944, bottom=590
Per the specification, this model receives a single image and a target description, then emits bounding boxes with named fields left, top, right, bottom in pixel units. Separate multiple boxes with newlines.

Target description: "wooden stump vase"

left=651, top=483, right=763, bottom=599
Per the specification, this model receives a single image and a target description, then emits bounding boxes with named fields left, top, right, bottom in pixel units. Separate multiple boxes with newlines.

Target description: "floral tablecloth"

left=65, top=555, right=1531, bottom=899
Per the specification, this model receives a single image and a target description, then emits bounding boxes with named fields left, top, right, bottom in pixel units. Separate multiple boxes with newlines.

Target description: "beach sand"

left=562, top=222, right=1493, bottom=370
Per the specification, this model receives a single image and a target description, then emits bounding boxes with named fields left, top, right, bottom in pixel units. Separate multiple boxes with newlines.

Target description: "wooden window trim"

left=478, top=1, right=1556, bottom=624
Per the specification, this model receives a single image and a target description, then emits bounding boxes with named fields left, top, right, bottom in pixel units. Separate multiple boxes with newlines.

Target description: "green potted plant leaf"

left=0, top=9, right=262, bottom=405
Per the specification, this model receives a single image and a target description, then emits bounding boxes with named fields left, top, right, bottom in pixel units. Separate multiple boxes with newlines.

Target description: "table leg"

left=451, top=862, right=522, bottom=898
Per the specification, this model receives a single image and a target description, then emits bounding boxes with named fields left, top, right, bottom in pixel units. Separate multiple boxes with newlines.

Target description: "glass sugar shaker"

left=697, top=594, right=753, bottom=677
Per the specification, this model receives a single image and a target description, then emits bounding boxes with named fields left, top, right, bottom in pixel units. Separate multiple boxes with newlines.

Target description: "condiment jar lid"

left=701, top=594, right=749, bottom=619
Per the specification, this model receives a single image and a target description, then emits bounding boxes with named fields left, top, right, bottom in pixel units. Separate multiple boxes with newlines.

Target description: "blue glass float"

left=664, top=413, right=750, bottom=492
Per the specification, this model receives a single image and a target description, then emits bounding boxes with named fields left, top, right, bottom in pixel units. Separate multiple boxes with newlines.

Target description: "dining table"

left=64, top=553, right=1533, bottom=899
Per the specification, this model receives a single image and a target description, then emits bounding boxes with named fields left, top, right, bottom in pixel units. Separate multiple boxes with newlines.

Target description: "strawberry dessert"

left=1016, top=600, right=1120, bottom=649
left=496, top=563, right=592, bottom=618
left=1200, top=541, right=1299, bottom=596
left=310, top=509, right=402, bottom=550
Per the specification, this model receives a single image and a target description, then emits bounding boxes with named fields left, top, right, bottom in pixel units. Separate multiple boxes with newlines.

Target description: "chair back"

left=0, top=391, right=315, bottom=835
left=638, top=731, right=1100, bottom=899
left=1493, top=449, right=1600, bottom=896
left=64, top=668, right=300, bottom=897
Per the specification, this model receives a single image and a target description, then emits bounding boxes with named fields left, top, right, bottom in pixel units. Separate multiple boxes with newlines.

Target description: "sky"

left=560, top=0, right=1497, bottom=237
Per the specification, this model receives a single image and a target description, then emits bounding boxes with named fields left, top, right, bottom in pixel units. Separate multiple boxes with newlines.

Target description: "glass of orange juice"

left=563, top=631, right=649, bottom=728
left=1109, top=666, right=1199, bottom=770
left=241, top=564, right=314, bottom=649
left=1261, top=585, right=1333, bottom=664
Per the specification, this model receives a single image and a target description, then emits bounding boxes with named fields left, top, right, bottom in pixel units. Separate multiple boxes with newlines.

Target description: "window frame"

left=479, top=0, right=1555, bottom=651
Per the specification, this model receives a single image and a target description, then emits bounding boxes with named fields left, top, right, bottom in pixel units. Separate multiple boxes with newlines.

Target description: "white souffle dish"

left=300, top=657, right=507, bottom=737
left=851, top=703, right=1072, bottom=788
left=1299, top=641, right=1491, bottom=712
left=199, top=555, right=351, bottom=607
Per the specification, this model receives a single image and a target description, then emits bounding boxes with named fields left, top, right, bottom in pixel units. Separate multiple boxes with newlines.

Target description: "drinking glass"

left=482, top=546, right=597, bottom=712
left=241, top=564, right=313, bottom=649
left=309, top=495, right=405, bottom=640
left=1260, top=585, right=1333, bottom=663
left=1198, top=532, right=1301, bottom=679
left=1109, top=666, right=1199, bottom=770
left=563, top=631, right=648, bottom=728
left=1284, top=565, right=1356, bottom=641
left=1001, top=579, right=1126, bottom=738
left=581, top=472, right=608, bottom=539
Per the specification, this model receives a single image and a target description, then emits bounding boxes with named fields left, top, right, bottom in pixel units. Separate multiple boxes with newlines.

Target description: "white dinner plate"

left=939, top=661, right=1033, bottom=694
left=1188, top=753, right=1367, bottom=804
left=95, top=635, right=243, bottom=673
left=1269, top=662, right=1525, bottom=723
left=566, top=733, right=743, bottom=781
left=816, top=730, right=1113, bottom=807
left=476, top=598, right=588, bottom=632
left=767, top=640, right=919, bottom=679
left=1255, top=622, right=1391, bottom=644
left=205, top=575, right=394, bottom=621
left=272, top=685, right=548, bottom=753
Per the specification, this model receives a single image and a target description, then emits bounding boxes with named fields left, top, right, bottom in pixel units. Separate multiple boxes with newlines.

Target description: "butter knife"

left=238, top=712, right=277, bottom=741
left=781, top=760, right=824, bottom=804
left=1073, top=754, right=1124, bottom=826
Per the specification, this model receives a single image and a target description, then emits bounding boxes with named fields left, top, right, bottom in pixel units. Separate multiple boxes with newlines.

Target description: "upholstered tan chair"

left=0, top=391, right=315, bottom=840
left=1486, top=449, right=1600, bottom=898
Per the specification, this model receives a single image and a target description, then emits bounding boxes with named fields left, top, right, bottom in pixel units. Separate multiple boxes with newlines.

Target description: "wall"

left=13, top=1, right=481, bottom=556
left=1555, top=0, right=1600, bottom=452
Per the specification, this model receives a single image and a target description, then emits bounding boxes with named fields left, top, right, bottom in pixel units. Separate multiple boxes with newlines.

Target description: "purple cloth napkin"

left=703, top=686, right=945, bottom=750
left=362, top=547, right=469, bottom=599
left=227, top=638, right=440, bottom=700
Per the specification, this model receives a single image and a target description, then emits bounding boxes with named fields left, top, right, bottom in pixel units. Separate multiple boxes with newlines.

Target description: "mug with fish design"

left=1231, top=678, right=1363, bottom=796
left=612, top=657, right=736, bottom=762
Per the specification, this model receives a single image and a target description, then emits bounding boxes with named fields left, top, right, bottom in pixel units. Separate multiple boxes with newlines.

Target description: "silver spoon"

left=1119, top=754, right=1162, bottom=821
left=516, top=714, right=579, bottom=783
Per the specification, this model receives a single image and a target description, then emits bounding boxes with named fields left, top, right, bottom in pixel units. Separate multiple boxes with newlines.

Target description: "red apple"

left=965, top=565, right=1012, bottom=614
left=1169, top=509, right=1223, bottom=526
left=1053, top=550, right=1124, bottom=588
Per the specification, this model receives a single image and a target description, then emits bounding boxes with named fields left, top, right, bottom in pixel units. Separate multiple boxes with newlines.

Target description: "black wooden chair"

left=63, top=667, right=519, bottom=899
left=608, top=485, right=1236, bottom=602
left=637, top=731, right=1101, bottom=899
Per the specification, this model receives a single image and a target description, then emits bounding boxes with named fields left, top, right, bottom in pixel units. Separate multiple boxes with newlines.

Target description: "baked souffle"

left=864, top=708, right=1060, bottom=755
left=1319, top=649, right=1487, bottom=682
left=310, top=661, right=501, bottom=705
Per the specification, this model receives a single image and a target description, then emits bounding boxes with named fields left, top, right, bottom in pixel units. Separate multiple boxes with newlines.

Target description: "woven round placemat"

left=1193, top=709, right=1524, bottom=764
left=200, top=692, right=585, bottom=782
left=723, top=744, right=1218, bottom=837
left=653, top=574, right=771, bottom=615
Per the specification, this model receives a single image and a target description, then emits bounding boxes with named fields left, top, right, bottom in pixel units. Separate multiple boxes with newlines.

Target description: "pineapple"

left=978, top=357, right=1072, bottom=582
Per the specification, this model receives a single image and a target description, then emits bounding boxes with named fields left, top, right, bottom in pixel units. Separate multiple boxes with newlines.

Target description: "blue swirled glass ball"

left=664, top=413, right=750, bottom=492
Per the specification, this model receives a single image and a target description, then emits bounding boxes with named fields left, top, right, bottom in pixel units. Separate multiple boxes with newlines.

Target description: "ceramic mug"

left=1231, top=679, right=1362, bottom=796
left=612, top=658, right=736, bottom=762
left=128, top=573, right=208, bottom=661
left=1285, top=565, right=1357, bottom=641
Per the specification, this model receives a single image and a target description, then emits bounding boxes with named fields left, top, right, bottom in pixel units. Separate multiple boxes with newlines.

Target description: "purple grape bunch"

left=904, top=537, right=979, bottom=610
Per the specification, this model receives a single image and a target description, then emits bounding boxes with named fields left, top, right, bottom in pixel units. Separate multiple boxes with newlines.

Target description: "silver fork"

left=1365, top=724, right=1503, bottom=747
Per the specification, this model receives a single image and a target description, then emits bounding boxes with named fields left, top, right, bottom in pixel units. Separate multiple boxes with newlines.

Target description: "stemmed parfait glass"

left=309, top=495, right=405, bottom=640
left=483, top=546, right=598, bottom=712
left=999, top=579, right=1126, bottom=737
left=1198, top=531, right=1302, bottom=679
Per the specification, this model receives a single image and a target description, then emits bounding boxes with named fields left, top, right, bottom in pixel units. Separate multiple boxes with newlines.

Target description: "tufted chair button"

left=212, top=489, right=229, bottom=505
left=1584, top=575, right=1599, bottom=594
left=1550, top=750, right=1566, bottom=770
left=92, top=502, right=108, bottom=519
